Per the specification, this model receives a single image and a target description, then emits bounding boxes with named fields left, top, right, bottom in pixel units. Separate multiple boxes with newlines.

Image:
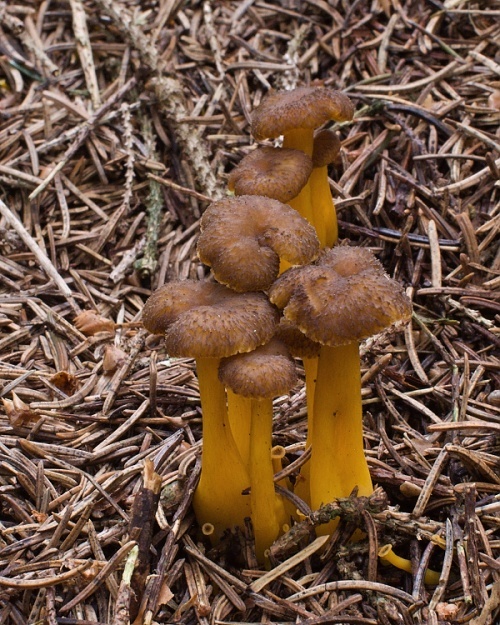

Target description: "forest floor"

left=0, top=0, right=499, bottom=623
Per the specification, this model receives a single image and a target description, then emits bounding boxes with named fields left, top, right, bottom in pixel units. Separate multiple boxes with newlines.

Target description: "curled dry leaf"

left=74, top=310, right=115, bottom=336
left=2, top=392, right=40, bottom=427
left=50, top=371, right=80, bottom=396
left=102, top=344, right=128, bottom=374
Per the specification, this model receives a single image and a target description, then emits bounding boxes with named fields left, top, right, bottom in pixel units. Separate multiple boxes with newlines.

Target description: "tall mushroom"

left=197, top=194, right=319, bottom=465
left=269, top=247, right=412, bottom=532
left=219, top=338, right=297, bottom=560
left=142, top=280, right=279, bottom=539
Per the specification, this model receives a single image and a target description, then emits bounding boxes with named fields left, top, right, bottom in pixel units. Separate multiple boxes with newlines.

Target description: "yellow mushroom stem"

left=292, top=356, right=318, bottom=507
left=310, top=341, right=373, bottom=535
left=303, top=356, right=318, bottom=442
left=227, top=388, right=252, bottom=467
left=283, top=129, right=337, bottom=249
left=249, top=398, right=288, bottom=562
left=271, top=445, right=286, bottom=475
left=192, top=357, right=251, bottom=540
left=282, top=131, right=340, bottom=504
left=282, top=128, right=314, bottom=157
left=308, top=165, right=338, bottom=247
left=378, top=544, right=441, bottom=586
left=282, top=129, right=315, bottom=245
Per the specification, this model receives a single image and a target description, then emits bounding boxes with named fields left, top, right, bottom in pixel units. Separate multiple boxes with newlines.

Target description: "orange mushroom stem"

left=219, top=338, right=297, bottom=560
left=310, top=129, right=342, bottom=247
left=269, top=247, right=412, bottom=533
left=378, top=544, right=441, bottom=585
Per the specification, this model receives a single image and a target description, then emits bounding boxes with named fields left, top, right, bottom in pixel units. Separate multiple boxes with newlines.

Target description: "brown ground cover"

left=0, top=0, right=499, bottom=623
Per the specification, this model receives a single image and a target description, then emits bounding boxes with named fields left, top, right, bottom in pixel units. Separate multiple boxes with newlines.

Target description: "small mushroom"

left=228, top=146, right=313, bottom=204
left=142, top=280, right=279, bottom=540
left=198, top=195, right=320, bottom=292
left=378, top=544, right=440, bottom=585
left=269, top=246, right=412, bottom=532
left=219, top=338, right=297, bottom=560
left=251, top=87, right=353, bottom=247
left=251, top=86, right=354, bottom=152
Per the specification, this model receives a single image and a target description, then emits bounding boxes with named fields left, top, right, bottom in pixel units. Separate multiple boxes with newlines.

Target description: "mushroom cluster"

left=143, top=193, right=320, bottom=561
left=142, top=86, right=412, bottom=562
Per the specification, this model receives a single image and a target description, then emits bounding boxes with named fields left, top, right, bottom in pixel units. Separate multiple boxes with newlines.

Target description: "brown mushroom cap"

left=198, top=195, right=320, bottom=292
left=269, top=246, right=412, bottom=346
left=142, top=280, right=279, bottom=358
left=274, top=318, right=321, bottom=359
left=312, top=129, right=341, bottom=168
left=228, top=147, right=313, bottom=203
left=251, top=87, right=354, bottom=141
left=218, top=338, right=297, bottom=399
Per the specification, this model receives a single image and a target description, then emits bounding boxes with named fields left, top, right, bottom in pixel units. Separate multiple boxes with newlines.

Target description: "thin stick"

left=0, top=199, right=75, bottom=303
left=29, top=77, right=137, bottom=200
left=69, top=0, right=102, bottom=110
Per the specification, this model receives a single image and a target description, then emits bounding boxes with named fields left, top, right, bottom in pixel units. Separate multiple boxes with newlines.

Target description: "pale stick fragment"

left=60, top=173, right=108, bottom=220
left=203, top=1, right=225, bottom=79
left=249, top=536, right=329, bottom=593
left=42, top=89, right=89, bottom=120
left=0, top=199, right=76, bottom=304
left=404, top=319, right=429, bottom=385
left=412, top=445, right=450, bottom=518
left=0, top=164, right=43, bottom=186
left=54, top=174, right=70, bottom=240
left=109, top=238, right=146, bottom=284
left=111, top=545, right=138, bottom=625
left=428, top=519, right=454, bottom=611
left=23, top=15, right=60, bottom=76
left=378, top=13, right=399, bottom=73
left=148, top=173, right=212, bottom=203
left=434, top=157, right=500, bottom=195
left=354, top=60, right=461, bottom=94
left=68, top=0, right=102, bottom=110
left=0, top=561, right=92, bottom=588
left=59, top=541, right=137, bottom=614
left=373, top=150, right=388, bottom=215
left=287, top=580, right=415, bottom=605
left=469, top=50, right=500, bottom=77
left=427, top=219, right=442, bottom=288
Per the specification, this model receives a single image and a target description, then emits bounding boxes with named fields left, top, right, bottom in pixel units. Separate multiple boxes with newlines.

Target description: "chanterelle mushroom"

left=142, top=280, right=279, bottom=540
left=269, top=246, right=412, bottom=533
left=251, top=86, right=354, bottom=153
left=251, top=87, right=353, bottom=248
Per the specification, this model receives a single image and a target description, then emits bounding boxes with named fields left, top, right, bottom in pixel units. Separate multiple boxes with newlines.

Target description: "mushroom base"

left=309, top=342, right=373, bottom=535
left=192, top=357, right=252, bottom=541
